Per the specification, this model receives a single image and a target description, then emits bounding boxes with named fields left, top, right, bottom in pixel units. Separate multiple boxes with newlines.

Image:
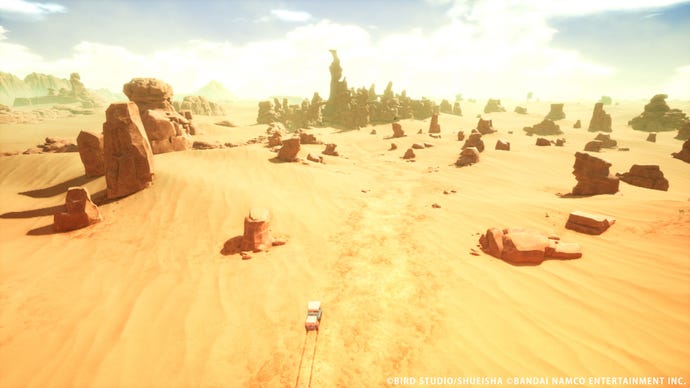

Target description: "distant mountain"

left=0, top=72, right=71, bottom=106
left=194, top=80, right=235, bottom=102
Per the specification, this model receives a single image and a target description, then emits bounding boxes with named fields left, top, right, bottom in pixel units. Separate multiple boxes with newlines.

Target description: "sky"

left=0, top=0, right=689, bottom=101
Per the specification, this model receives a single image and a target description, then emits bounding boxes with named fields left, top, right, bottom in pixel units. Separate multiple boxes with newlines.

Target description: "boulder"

left=277, top=137, right=301, bottom=162
left=584, top=141, right=603, bottom=152
left=565, top=211, right=615, bottom=235
left=476, top=118, right=496, bottom=134
left=123, top=78, right=175, bottom=112
left=299, top=131, right=321, bottom=145
left=76, top=130, right=105, bottom=177
left=594, top=133, right=617, bottom=148
left=268, top=131, right=282, bottom=147
left=36, top=137, right=78, bottom=153
left=323, top=143, right=339, bottom=156
left=480, top=227, right=582, bottom=264
left=523, top=119, right=563, bottom=136
left=573, top=119, right=581, bottom=128
left=53, top=187, right=103, bottom=232
left=629, top=94, right=689, bottom=132
left=545, top=103, right=565, bottom=121
left=616, top=165, right=669, bottom=191
left=495, top=139, right=510, bottom=151
left=462, top=133, right=485, bottom=152
left=455, top=147, right=480, bottom=167
left=483, top=99, right=506, bottom=113
left=672, top=139, right=690, bottom=163
left=403, top=148, right=415, bottom=159
left=571, top=152, right=619, bottom=196
left=392, top=122, right=405, bottom=138
left=139, top=109, right=192, bottom=153
left=514, top=106, right=527, bottom=114
left=103, top=102, right=154, bottom=199
left=429, top=114, right=441, bottom=133
left=536, top=137, right=551, bottom=146
left=646, top=133, right=656, bottom=142
left=240, top=208, right=274, bottom=252
left=587, top=102, right=612, bottom=132
left=389, top=143, right=398, bottom=151
left=412, top=143, right=425, bottom=150
left=457, top=131, right=465, bottom=141
left=555, top=138, right=566, bottom=147
left=676, top=122, right=690, bottom=140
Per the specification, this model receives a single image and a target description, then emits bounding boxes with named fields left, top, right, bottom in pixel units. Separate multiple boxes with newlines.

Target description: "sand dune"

left=1, top=100, right=689, bottom=387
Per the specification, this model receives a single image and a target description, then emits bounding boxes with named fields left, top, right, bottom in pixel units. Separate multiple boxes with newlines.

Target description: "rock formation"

left=268, top=131, right=282, bottom=147
left=565, top=211, right=615, bottom=235
left=617, top=165, right=669, bottom=191
left=455, top=147, right=480, bottom=167
left=584, top=141, right=603, bottom=152
left=523, top=119, right=563, bottom=136
left=573, top=120, right=581, bottom=128
left=240, top=208, right=274, bottom=252
left=514, top=106, right=527, bottom=114
left=77, top=130, right=105, bottom=177
left=439, top=99, right=452, bottom=114
left=403, top=148, right=415, bottom=159
left=676, top=122, right=690, bottom=140
left=476, top=118, right=496, bottom=135
left=173, top=95, right=225, bottom=116
left=672, top=139, right=690, bottom=163
left=483, top=99, right=506, bottom=113
left=479, top=227, right=582, bottom=264
left=629, top=94, right=689, bottom=132
left=323, top=143, right=339, bottom=156
left=462, top=133, right=485, bottom=152
left=256, top=101, right=279, bottom=124
left=457, top=131, right=465, bottom=141
left=593, top=133, right=617, bottom=148
left=571, top=152, right=619, bottom=196
left=298, top=130, right=321, bottom=145
left=102, top=102, right=155, bottom=199
left=545, top=103, right=565, bottom=121
left=452, top=102, right=462, bottom=116
left=429, top=114, right=441, bottom=133
left=587, top=102, right=612, bottom=132
left=389, top=143, right=398, bottom=151
left=277, top=137, right=301, bottom=162
left=123, top=78, right=174, bottom=112
left=646, top=133, right=656, bottom=142
left=392, top=122, right=405, bottom=138
left=495, top=139, right=510, bottom=151
left=536, top=138, right=551, bottom=146
left=53, top=187, right=103, bottom=232
left=33, top=137, right=78, bottom=153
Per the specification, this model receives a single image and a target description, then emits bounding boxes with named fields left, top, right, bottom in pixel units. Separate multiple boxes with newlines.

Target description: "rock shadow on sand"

left=19, top=175, right=99, bottom=198
left=220, top=236, right=243, bottom=255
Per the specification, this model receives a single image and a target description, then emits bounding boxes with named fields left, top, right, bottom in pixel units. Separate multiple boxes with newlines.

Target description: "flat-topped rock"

left=565, top=211, right=615, bottom=235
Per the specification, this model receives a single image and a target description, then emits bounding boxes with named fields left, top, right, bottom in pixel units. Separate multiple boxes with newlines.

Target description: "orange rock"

left=672, top=139, right=690, bottom=163
left=457, top=131, right=465, bottom=141
left=617, top=165, right=669, bottom=191
left=403, top=148, right=415, bottom=159
left=268, top=131, right=282, bottom=147
left=103, top=102, right=154, bottom=199
left=571, top=152, right=619, bottom=196
left=392, top=122, right=405, bottom=138
left=76, top=130, right=105, bottom=177
left=140, top=109, right=192, bottom=154
left=123, top=78, right=175, bottom=112
left=429, top=114, right=441, bottom=133
left=565, top=211, right=616, bottom=235
left=462, top=133, right=484, bottom=152
left=501, top=231, right=550, bottom=263
left=241, top=208, right=274, bottom=252
left=476, top=118, right=496, bottom=135
left=455, top=147, right=480, bottom=167
left=536, top=137, right=551, bottom=146
left=53, top=187, right=102, bottom=232
left=322, top=143, right=339, bottom=156
left=277, top=137, right=301, bottom=162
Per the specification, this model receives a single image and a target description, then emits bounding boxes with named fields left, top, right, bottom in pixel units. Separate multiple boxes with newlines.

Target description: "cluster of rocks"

left=479, top=227, right=582, bottom=264
left=123, top=78, right=198, bottom=154
left=0, top=104, right=79, bottom=125
left=587, top=102, right=612, bottom=132
left=20, top=136, right=77, bottom=155
left=671, top=139, right=690, bottom=163
left=523, top=119, right=563, bottom=136
left=545, top=103, right=565, bottom=121
left=439, top=99, right=462, bottom=116
left=53, top=187, right=103, bottom=232
left=616, top=165, right=669, bottom=191
left=584, top=133, right=617, bottom=152
left=535, top=137, right=565, bottom=146
left=565, top=211, right=615, bottom=235
left=463, top=132, right=485, bottom=152
left=676, top=122, right=690, bottom=140
left=256, top=94, right=323, bottom=129
left=483, top=99, right=506, bottom=113
left=456, top=147, right=480, bottom=167
left=629, top=94, right=689, bottom=132
left=320, top=50, right=437, bottom=129
left=476, top=118, right=496, bottom=135
left=514, top=106, right=527, bottom=114
left=571, top=152, right=619, bottom=196
left=173, top=95, right=225, bottom=116
left=13, top=73, right=99, bottom=109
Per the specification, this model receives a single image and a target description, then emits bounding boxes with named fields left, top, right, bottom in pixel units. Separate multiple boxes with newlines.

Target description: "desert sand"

left=1, top=99, right=689, bottom=387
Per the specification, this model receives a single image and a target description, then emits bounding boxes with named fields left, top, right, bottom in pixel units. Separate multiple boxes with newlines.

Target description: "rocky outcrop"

left=514, top=106, right=527, bottom=114
left=545, top=103, right=565, bottom=121
left=403, top=148, right=415, bottom=159
left=102, top=102, right=155, bottom=199
left=476, top=118, right=496, bottom=135
left=33, top=137, right=78, bottom=153
left=571, top=152, right=619, bottom=196
left=536, top=138, right=551, bottom=146
left=587, top=102, right=612, bottom=132
left=53, top=187, right=102, bottom=232
left=483, top=99, right=506, bottom=113
left=322, top=143, right=339, bottom=156
left=240, top=208, right=274, bottom=252
left=495, top=139, right=510, bottom=151
left=455, top=147, right=480, bottom=167
left=392, top=122, right=405, bottom=138
left=573, top=120, right=581, bottom=128
left=462, top=133, right=485, bottom=152
left=629, top=94, right=689, bottom=132
left=457, top=131, right=465, bottom=141
left=256, top=100, right=279, bottom=124
left=646, top=133, right=656, bottom=142
left=268, top=130, right=282, bottom=147
left=173, top=95, right=225, bottom=116
left=139, top=109, right=193, bottom=153
left=676, top=122, right=690, bottom=140
left=298, top=130, right=322, bottom=145
left=452, top=102, right=462, bottom=116
left=123, top=78, right=174, bottom=112
left=617, top=165, right=669, bottom=191
left=672, top=139, right=690, bottom=163
left=277, top=137, right=301, bottom=162
left=593, top=133, right=617, bottom=149
left=429, top=114, right=441, bottom=133
left=565, top=211, right=615, bottom=235
left=584, top=141, right=603, bottom=152
left=77, top=131, right=105, bottom=177
left=439, top=99, right=452, bottom=114
left=479, top=227, right=582, bottom=264
left=523, top=119, right=563, bottom=136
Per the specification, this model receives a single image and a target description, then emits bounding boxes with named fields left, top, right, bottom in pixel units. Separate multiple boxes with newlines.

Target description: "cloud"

left=663, top=65, right=690, bottom=100
left=0, top=0, right=66, bottom=15
left=269, top=9, right=312, bottom=22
